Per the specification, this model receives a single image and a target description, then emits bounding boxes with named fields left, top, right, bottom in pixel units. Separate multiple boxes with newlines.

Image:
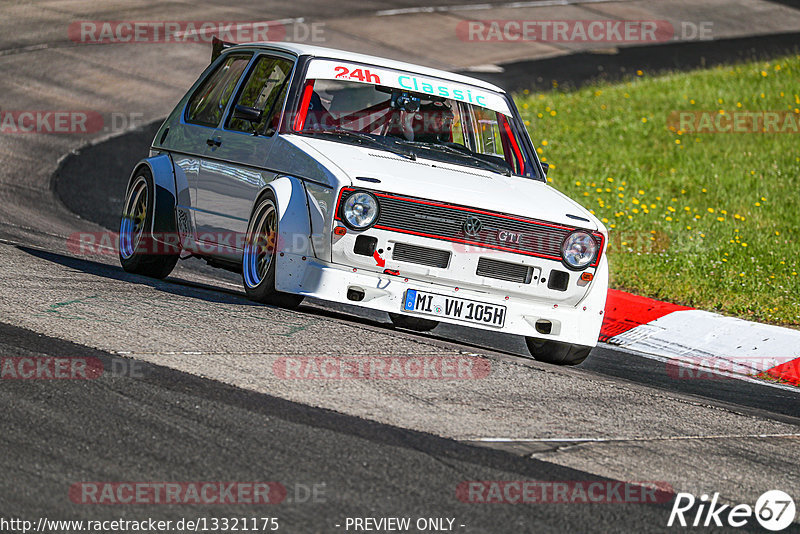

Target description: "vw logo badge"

left=463, top=216, right=483, bottom=237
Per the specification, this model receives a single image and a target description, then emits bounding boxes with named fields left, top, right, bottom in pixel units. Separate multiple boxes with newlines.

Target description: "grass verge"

left=516, top=54, right=800, bottom=326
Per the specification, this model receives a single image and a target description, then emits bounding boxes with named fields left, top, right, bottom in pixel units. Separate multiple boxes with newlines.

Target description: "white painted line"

left=470, top=433, right=800, bottom=443
left=376, top=0, right=627, bottom=17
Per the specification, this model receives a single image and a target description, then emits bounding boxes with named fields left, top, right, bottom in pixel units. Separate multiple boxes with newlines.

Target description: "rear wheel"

left=242, top=192, right=304, bottom=308
left=119, top=169, right=179, bottom=279
left=389, top=313, right=439, bottom=332
left=525, top=338, right=592, bottom=366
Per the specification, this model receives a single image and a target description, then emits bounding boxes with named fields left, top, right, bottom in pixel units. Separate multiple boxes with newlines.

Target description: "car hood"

left=285, top=135, right=600, bottom=231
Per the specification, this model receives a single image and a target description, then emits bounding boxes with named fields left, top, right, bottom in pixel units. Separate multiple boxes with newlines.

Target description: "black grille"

left=336, top=189, right=603, bottom=265
left=392, top=242, right=451, bottom=269
left=477, top=257, right=534, bottom=284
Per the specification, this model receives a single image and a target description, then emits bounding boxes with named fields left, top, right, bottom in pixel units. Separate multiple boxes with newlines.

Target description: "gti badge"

left=497, top=230, right=521, bottom=244
left=463, top=216, right=483, bottom=237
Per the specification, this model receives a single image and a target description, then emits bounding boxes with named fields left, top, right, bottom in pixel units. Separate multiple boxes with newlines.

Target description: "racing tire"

left=119, top=168, right=179, bottom=279
left=389, top=313, right=439, bottom=332
left=525, top=338, right=592, bottom=366
left=242, top=192, right=304, bottom=309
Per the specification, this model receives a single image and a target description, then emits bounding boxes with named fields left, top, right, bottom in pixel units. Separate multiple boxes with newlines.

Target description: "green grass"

left=515, top=54, right=800, bottom=326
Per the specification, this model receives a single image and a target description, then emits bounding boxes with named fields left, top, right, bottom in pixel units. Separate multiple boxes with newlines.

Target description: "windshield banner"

left=305, top=59, right=511, bottom=115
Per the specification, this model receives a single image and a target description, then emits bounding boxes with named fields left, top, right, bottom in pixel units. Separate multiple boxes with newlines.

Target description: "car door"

left=170, top=52, right=253, bottom=249
left=193, top=52, right=295, bottom=256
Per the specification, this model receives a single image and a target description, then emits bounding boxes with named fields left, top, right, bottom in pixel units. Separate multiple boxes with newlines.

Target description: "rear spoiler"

left=211, top=37, right=235, bottom=63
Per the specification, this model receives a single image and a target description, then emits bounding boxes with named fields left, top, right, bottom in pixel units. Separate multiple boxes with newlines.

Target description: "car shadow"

left=17, top=245, right=261, bottom=307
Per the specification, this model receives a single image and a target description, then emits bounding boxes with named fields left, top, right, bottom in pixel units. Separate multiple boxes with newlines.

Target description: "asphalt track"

left=2, top=1, right=800, bottom=532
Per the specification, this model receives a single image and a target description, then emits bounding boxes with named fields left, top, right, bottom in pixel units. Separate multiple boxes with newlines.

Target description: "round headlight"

left=561, top=231, right=597, bottom=270
left=342, top=191, right=379, bottom=229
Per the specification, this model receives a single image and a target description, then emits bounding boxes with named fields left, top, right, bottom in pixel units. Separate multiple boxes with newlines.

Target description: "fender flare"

left=126, top=154, right=178, bottom=245
left=257, top=176, right=313, bottom=293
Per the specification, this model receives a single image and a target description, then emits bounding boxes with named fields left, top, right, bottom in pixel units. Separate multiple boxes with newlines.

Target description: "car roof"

left=229, top=42, right=507, bottom=94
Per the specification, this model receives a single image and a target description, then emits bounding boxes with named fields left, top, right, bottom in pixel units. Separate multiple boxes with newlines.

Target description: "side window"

left=186, top=54, right=252, bottom=127
left=226, top=55, right=294, bottom=135
left=473, top=108, right=505, bottom=159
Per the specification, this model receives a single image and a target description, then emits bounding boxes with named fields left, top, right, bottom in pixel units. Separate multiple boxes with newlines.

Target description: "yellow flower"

left=550, top=110, right=557, bottom=116
left=776, top=231, right=780, bottom=236
left=638, top=189, right=644, bottom=195
left=666, top=216, right=673, bottom=221
left=717, top=217, right=724, bottom=222
left=575, top=181, right=581, bottom=186
left=690, top=99, right=695, bottom=105
left=675, top=139, right=681, bottom=144
left=636, top=70, right=643, bottom=76
left=761, top=71, right=768, bottom=77
left=541, top=140, right=548, bottom=146
left=686, top=226, right=692, bottom=230
left=707, top=208, right=715, bottom=213
left=741, top=243, right=748, bottom=247
left=755, top=202, right=761, bottom=207
left=641, top=117, right=648, bottom=123
left=702, top=188, right=707, bottom=193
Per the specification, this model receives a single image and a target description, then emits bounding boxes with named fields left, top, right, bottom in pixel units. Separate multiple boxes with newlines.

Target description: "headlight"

left=561, top=231, right=597, bottom=270
left=342, top=191, right=380, bottom=229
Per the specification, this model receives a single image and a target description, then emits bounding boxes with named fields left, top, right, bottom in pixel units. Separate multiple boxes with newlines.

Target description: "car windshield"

left=289, top=60, right=537, bottom=178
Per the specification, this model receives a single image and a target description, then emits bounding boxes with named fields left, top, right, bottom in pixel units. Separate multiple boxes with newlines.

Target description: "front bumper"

left=277, top=254, right=609, bottom=347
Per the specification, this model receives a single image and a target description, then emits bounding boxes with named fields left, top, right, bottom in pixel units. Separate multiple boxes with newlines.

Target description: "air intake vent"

left=391, top=242, right=451, bottom=269
left=477, top=258, right=534, bottom=284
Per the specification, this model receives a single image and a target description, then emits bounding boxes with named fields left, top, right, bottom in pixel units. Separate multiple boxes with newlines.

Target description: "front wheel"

left=525, top=338, right=592, bottom=366
left=242, top=192, right=304, bottom=309
left=119, top=168, right=179, bottom=279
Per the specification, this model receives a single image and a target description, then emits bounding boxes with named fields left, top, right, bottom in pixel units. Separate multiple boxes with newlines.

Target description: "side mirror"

left=540, top=161, right=550, bottom=177
left=233, top=105, right=263, bottom=135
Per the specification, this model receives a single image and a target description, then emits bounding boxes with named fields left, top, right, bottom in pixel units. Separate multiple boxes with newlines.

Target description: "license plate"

left=403, top=289, right=506, bottom=328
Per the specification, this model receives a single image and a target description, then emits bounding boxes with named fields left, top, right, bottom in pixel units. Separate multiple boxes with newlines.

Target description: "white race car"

left=119, top=39, right=608, bottom=365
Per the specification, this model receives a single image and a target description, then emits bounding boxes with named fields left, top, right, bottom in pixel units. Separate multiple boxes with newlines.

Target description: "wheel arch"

left=252, top=176, right=314, bottom=293
left=125, top=154, right=178, bottom=245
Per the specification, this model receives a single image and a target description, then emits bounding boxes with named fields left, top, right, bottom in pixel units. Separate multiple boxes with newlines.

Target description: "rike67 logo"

left=668, top=490, right=796, bottom=531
